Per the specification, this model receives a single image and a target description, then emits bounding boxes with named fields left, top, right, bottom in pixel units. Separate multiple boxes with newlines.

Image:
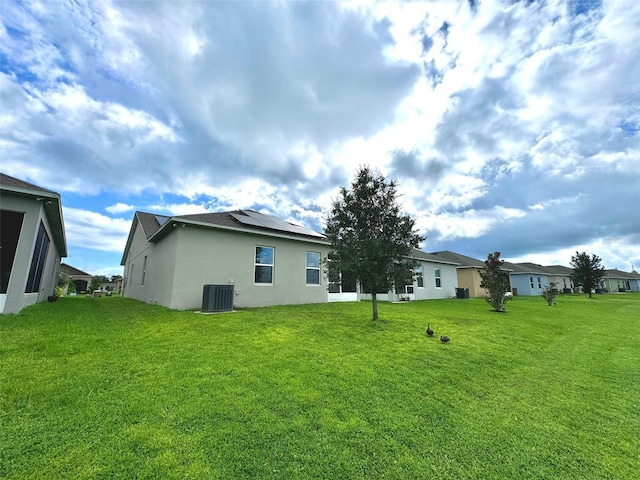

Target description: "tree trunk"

left=371, top=292, right=379, bottom=321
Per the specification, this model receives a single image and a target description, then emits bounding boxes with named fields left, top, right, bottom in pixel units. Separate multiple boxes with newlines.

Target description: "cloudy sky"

left=1, top=0, right=638, bottom=277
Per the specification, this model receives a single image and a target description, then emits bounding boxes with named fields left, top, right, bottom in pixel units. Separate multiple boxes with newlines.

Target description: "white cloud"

left=63, top=207, right=131, bottom=253
left=105, top=202, right=135, bottom=214
left=1, top=0, right=639, bottom=274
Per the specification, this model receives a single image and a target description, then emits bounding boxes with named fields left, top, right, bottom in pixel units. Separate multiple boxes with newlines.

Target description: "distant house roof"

left=543, top=265, right=573, bottom=276
left=410, top=250, right=460, bottom=265
left=61, top=263, right=92, bottom=277
left=428, top=250, right=485, bottom=268
left=604, top=269, right=640, bottom=280
left=503, top=262, right=551, bottom=275
left=0, top=173, right=67, bottom=257
left=121, top=209, right=328, bottom=265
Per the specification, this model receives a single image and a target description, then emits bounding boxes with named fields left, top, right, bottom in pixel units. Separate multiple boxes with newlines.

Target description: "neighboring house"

left=0, top=173, right=67, bottom=314
left=60, top=263, right=93, bottom=293
left=428, top=251, right=496, bottom=298
left=602, top=269, right=640, bottom=293
left=504, top=262, right=550, bottom=296
left=121, top=209, right=333, bottom=310
left=543, top=265, right=575, bottom=293
left=356, top=250, right=459, bottom=302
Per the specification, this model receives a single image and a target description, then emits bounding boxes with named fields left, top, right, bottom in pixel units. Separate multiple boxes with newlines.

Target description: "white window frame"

left=254, top=246, right=274, bottom=285
left=434, top=267, right=441, bottom=288
left=415, top=265, right=424, bottom=288
left=306, top=251, right=321, bottom=286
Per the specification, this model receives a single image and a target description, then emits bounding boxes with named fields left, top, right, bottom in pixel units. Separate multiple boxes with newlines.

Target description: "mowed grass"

left=1, top=294, right=638, bottom=479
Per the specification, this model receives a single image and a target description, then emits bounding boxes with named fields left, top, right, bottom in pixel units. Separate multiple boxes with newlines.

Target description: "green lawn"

left=1, top=294, right=638, bottom=479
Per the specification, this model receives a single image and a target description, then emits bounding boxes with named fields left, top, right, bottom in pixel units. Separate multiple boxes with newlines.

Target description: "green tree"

left=541, top=282, right=558, bottom=306
left=90, top=275, right=110, bottom=293
left=324, top=165, right=424, bottom=320
left=479, top=251, right=512, bottom=312
left=570, top=251, right=605, bottom=298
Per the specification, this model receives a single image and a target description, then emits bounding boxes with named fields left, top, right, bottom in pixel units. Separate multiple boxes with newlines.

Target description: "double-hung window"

left=415, top=266, right=424, bottom=288
left=434, top=268, right=441, bottom=288
left=255, top=246, right=274, bottom=284
left=306, top=252, right=321, bottom=285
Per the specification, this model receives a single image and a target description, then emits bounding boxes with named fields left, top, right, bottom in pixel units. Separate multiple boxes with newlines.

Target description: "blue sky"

left=1, top=0, right=638, bottom=277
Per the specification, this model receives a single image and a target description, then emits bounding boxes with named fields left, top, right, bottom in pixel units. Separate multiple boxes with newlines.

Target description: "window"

left=25, top=221, right=50, bottom=293
left=434, top=268, right=441, bottom=288
left=141, top=256, right=147, bottom=286
left=530, top=276, right=534, bottom=289
left=1, top=210, right=24, bottom=294
left=306, top=252, right=321, bottom=285
left=255, top=246, right=274, bottom=284
left=537, top=277, right=542, bottom=289
left=415, top=266, right=424, bottom=288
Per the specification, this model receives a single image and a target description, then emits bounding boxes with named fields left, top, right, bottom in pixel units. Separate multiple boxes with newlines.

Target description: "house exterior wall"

left=1, top=194, right=62, bottom=314
left=414, top=261, right=457, bottom=300
left=602, top=276, right=639, bottom=293
left=123, top=223, right=332, bottom=310
left=122, top=220, right=178, bottom=306
left=510, top=273, right=549, bottom=296
left=547, top=275, right=573, bottom=292
left=358, top=260, right=458, bottom=302
left=169, top=226, right=331, bottom=309
left=457, top=268, right=484, bottom=297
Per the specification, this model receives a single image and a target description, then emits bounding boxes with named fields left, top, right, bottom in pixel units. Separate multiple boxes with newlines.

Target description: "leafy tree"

left=479, top=251, right=512, bottom=312
left=110, top=274, right=123, bottom=283
left=541, top=282, right=558, bottom=306
left=58, top=271, right=71, bottom=289
left=324, top=166, right=424, bottom=320
left=90, top=275, right=110, bottom=293
left=570, top=251, right=605, bottom=298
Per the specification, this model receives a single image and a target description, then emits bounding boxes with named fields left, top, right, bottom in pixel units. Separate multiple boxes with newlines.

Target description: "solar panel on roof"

left=231, top=210, right=324, bottom=238
left=155, top=215, right=170, bottom=226
left=230, top=213, right=264, bottom=228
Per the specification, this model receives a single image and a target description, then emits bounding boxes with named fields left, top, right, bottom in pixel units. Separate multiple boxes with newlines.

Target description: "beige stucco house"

left=1, top=173, right=67, bottom=314
left=121, top=210, right=333, bottom=310
left=121, top=209, right=461, bottom=310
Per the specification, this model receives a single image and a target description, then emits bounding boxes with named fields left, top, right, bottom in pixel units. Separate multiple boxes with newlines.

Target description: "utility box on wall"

left=202, top=285, right=234, bottom=312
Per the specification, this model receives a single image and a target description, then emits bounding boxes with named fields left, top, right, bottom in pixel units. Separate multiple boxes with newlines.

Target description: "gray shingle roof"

left=604, top=269, right=640, bottom=280
left=503, top=262, right=550, bottom=274
left=411, top=250, right=460, bottom=265
left=61, top=263, right=92, bottom=276
left=0, top=172, right=57, bottom=195
left=0, top=172, right=67, bottom=257
left=543, top=265, right=573, bottom=275
left=428, top=251, right=485, bottom=268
